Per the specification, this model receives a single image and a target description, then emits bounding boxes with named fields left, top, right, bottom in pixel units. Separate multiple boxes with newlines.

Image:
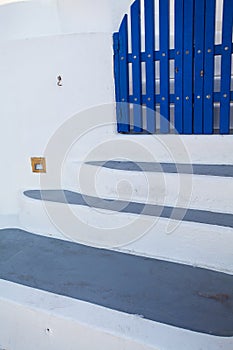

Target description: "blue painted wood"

left=174, top=0, right=184, bottom=134
left=203, top=0, right=216, bottom=134
left=130, top=94, right=176, bottom=105
left=118, top=15, right=130, bottom=133
left=215, top=91, right=233, bottom=102
left=113, top=33, right=122, bottom=133
left=114, top=0, right=233, bottom=135
left=131, top=0, right=143, bottom=132
left=127, top=43, right=233, bottom=63
left=159, top=0, right=170, bottom=133
left=145, top=0, right=155, bottom=133
left=215, top=43, right=233, bottom=55
left=220, top=0, right=233, bottom=134
left=183, top=0, right=194, bottom=134
left=129, top=49, right=177, bottom=63
left=193, top=0, right=206, bottom=134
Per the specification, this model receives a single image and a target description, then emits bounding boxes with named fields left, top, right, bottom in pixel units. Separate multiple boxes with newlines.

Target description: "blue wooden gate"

left=113, top=0, right=233, bottom=134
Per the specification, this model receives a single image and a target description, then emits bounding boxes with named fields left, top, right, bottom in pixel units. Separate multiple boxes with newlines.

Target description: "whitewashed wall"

left=0, top=0, right=134, bottom=40
left=0, top=0, right=140, bottom=217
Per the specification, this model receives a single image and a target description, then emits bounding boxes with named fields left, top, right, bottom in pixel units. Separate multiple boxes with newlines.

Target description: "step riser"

left=67, top=134, right=233, bottom=166
left=62, top=164, right=233, bottom=214
left=19, top=195, right=233, bottom=274
left=0, top=282, right=155, bottom=350
left=1, top=280, right=229, bottom=350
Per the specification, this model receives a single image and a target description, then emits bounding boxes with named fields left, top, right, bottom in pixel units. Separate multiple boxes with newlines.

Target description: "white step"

left=19, top=191, right=233, bottom=274
left=62, top=162, right=233, bottom=214
left=1, top=280, right=231, bottom=350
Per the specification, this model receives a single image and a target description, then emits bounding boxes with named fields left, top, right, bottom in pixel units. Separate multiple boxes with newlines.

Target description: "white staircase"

left=1, top=132, right=232, bottom=350
left=18, top=132, right=233, bottom=274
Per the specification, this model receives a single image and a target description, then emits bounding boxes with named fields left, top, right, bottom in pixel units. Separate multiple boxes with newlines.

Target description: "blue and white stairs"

left=2, top=135, right=233, bottom=350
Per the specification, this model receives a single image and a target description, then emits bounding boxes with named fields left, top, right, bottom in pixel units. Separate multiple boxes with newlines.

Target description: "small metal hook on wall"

left=57, top=75, right=62, bottom=87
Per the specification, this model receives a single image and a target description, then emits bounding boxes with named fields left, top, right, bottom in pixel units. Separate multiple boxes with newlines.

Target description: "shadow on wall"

left=0, top=0, right=136, bottom=40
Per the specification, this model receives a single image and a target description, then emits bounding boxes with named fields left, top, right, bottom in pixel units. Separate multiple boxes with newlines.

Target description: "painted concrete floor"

left=0, top=228, right=233, bottom=337
left=24, top=190, right=233, bottom=229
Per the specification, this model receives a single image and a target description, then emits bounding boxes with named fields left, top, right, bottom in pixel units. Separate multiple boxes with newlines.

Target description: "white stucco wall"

left=0, top=0, right=134, bottom=41
left=0, top=0, right=126, bottom=217
left=0, top=0, right=139, bottom=217
left=0, top=33, right=114, bottom=215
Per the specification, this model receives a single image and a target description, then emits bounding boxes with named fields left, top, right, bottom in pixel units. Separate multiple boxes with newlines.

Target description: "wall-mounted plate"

left=31, top=157, right=46, bottom=173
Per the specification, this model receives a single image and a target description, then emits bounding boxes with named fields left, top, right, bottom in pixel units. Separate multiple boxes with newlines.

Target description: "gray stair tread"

left=0, top=229, right=233, bottom=337
left=87, top=161, right=233, bottom=177
left=24, top=190, right=233, bottom=229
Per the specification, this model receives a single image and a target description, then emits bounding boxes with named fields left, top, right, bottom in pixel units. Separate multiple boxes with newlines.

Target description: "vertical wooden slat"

left=131, top=0, right=143, bottom=132
left=183, top=0, right=194, bottom=134
left=203, top=0, right=216, bottom=134
left=118, top=15, right=130, bottom=133
left=113, top=33, right=120, bottom=103
left=174, top=0, right=184, bottom=134
left=113, top=33, right=123, bottom=133
left=145, top=0, right=155, bottom=133
left=159, top=0, right=170, bottom=133
left=193, top=0, right=206, bottom=134
left=220, top=0, right=233, bottom=134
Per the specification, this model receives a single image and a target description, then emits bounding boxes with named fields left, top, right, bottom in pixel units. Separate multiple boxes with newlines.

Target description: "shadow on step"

left=24, top=190, right=233, bottom=229
left=87, top=161, right=233, bottom=177
left=0, top=228, right=233, bottom=337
